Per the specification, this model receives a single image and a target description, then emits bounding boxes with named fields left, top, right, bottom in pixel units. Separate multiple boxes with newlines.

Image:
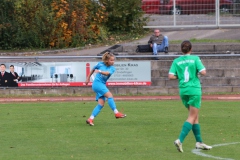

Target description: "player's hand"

left=94, top=69, right=101, bottom=73
left=85, top=78, right=90, bottom=85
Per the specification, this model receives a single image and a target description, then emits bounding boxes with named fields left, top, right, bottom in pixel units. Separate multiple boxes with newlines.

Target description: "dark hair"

left=181, top=40, right=192, bottom=54
left=10, top=65, right=14, bottom=68
left=0, top=64, right=6, bottom=67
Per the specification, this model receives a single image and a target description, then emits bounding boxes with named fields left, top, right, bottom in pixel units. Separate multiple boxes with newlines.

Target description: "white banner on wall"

left=3, top=61, right=151, bottom=87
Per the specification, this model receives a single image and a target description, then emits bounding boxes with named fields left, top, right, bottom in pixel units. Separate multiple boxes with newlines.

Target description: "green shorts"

left=180, top=95, right=201, bottom=109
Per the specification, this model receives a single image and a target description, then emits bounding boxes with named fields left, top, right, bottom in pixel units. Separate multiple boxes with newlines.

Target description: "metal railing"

left=1, top=54, right=240, bottom=61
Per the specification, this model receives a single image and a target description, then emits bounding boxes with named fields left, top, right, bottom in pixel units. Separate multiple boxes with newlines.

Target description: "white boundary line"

left=191, top=142, right=240, bottom=160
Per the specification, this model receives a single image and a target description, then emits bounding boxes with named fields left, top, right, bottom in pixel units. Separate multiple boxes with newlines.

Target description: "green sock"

left=192, top=124, right=203, bottom=142
left=179, top=121, right=193, bottom=143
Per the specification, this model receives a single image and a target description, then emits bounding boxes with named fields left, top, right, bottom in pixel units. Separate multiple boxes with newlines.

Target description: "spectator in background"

left=148, top=29, right=169, bottom=59
left=9, top=65, right=21, bottom=87
left=0, top=64, right=10, bottom=87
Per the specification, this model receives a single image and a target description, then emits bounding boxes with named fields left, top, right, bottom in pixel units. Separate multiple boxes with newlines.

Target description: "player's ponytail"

left=181, top=40, right=192, bottom=54
left=102, top=51, right=114, bottom=65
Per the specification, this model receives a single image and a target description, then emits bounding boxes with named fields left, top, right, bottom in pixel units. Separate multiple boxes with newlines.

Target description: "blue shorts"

left=92, top=81, right=109, bottom=101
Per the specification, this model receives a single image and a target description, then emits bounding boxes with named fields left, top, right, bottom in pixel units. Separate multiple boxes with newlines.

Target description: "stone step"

left=99, top=44, right=240, bottom=61
left=151, top=59, right=240, bottom=69
left=0, top=85, right=239, bottom=96
left=151, top=77, right=240, bottom=86
left=112, top=51, right=240, bottom=61
left=109, top=86, right=239, bottom=95
left=119, top=51, right=239, bottom=56
left=121, top=44, right=240, bottom=53
left=151, top=68, right=240, bottom=78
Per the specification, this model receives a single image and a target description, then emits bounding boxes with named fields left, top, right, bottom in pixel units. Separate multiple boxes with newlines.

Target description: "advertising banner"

left=2, top=61, right=151, bottom=87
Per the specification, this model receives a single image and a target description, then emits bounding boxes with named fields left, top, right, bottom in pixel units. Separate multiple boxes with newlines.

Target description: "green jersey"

left=169, top=55, right=206, bottom=95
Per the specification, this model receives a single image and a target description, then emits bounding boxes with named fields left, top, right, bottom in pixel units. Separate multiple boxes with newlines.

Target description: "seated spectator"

left=148, top=29, right=169, bottom=59
left=9, top=65, right=21, bottom=87
left=0, top=64, right=10, bottom=87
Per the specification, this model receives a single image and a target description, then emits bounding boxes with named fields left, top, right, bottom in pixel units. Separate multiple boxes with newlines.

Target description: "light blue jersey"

left=92, top=61, right=115, bottom=84
left=92, top=61, right=115, bottom=101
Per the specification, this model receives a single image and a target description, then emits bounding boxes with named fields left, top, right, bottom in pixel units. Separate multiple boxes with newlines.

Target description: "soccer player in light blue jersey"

left=85, top=52, right=126, bottom=126
left=169, top=40, right=212, bottom=152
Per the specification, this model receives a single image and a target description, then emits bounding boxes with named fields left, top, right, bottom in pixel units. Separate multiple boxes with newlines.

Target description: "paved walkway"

left=1, top=95, right=239, bottom=102
left=19, top=28, right=240, bottom=57
left=0, top=28, right=239, bottom=57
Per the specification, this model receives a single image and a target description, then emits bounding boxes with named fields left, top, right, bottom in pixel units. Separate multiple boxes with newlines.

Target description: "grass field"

left=0, top=100, right=239, bottom=160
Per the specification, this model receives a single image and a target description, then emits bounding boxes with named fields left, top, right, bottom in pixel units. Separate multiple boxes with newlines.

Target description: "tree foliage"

left=0, top=0, right=147, bottom=49
left=100, top=0, right=147, bottom=32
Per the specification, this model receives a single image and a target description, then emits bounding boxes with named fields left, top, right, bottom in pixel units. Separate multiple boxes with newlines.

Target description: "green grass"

left=0, top=100, right=240, bottom=160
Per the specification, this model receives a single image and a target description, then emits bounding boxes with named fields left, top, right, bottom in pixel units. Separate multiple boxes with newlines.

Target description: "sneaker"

left=174, top=139, right=183, bottom=153
left=164, top=47, right=168, bottom=54
left=86, top=118, right=94, bottom=126
left=196, top=142, right=212, bottom=150
left=115, top=112, right=127, bottom=119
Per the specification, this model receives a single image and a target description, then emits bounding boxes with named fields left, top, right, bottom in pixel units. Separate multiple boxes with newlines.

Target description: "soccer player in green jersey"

left=168, top=40, right=212, bottom=153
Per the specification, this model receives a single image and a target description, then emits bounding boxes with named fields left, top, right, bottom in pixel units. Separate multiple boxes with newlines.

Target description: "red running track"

left=0, top=95, right=239, bottom=102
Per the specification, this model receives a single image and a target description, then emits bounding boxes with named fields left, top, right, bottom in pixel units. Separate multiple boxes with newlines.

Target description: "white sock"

left=114, top=109, right=118, bottom=114
left=90, top=115, right=94, bottom=119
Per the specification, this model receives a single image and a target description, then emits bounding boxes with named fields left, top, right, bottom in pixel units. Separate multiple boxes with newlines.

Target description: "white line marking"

left=191, top=142, right=240, bottom=160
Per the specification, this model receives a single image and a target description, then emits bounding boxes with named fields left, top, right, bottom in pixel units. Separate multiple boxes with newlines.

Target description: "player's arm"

left=168, top=62, right=177, bottom=80
left=168, top=73, right=178, bottom=80
left=95, top=70, right=110, bottom=76
left=196, top=57, right=206, bottom=76
left=85, top=69, right=95, bottom=85
left=96, top=67, right=115, bottom=76
left=199, top=68, right=206, bottom=76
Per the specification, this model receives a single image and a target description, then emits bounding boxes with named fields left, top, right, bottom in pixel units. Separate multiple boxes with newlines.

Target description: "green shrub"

left=100, top=0, right=147, bottom=33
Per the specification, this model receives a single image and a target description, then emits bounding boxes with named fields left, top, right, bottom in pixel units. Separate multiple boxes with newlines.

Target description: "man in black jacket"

left=0, top=64, right=10, bottom=87
left=9, top=65, right=21, bottom=87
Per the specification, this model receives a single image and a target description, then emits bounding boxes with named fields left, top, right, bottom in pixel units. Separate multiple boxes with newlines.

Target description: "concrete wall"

left=121, top=44, right=240, bottom=54
left=1, top=58, right=239, bottom=96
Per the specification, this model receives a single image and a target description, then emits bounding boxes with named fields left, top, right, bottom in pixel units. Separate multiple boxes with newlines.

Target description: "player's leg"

left=91, top=98, right=105, bottom=119
left=86, top=82, right=106, bottom=126
left=104, top=91, right=126, bottom=118
left=190, top=96, right=212, bottom=150
left=174, top=95, right=197, bottom=152
left=174, top=106, right=198, bottom=153
left=190, top=95, right=203, bottom=143
left=86, top=97, right=105, bottom=126
left=189, top=95, right=203, bottom=143
left=192, top=115, right=202, bottom=142
left=180, top=95, right=196, bottom=141
left=193, top=119, right=212, bottom=150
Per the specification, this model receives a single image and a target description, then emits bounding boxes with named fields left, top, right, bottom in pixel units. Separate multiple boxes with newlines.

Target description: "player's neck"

left=184, top=52, right=191, bottom=56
